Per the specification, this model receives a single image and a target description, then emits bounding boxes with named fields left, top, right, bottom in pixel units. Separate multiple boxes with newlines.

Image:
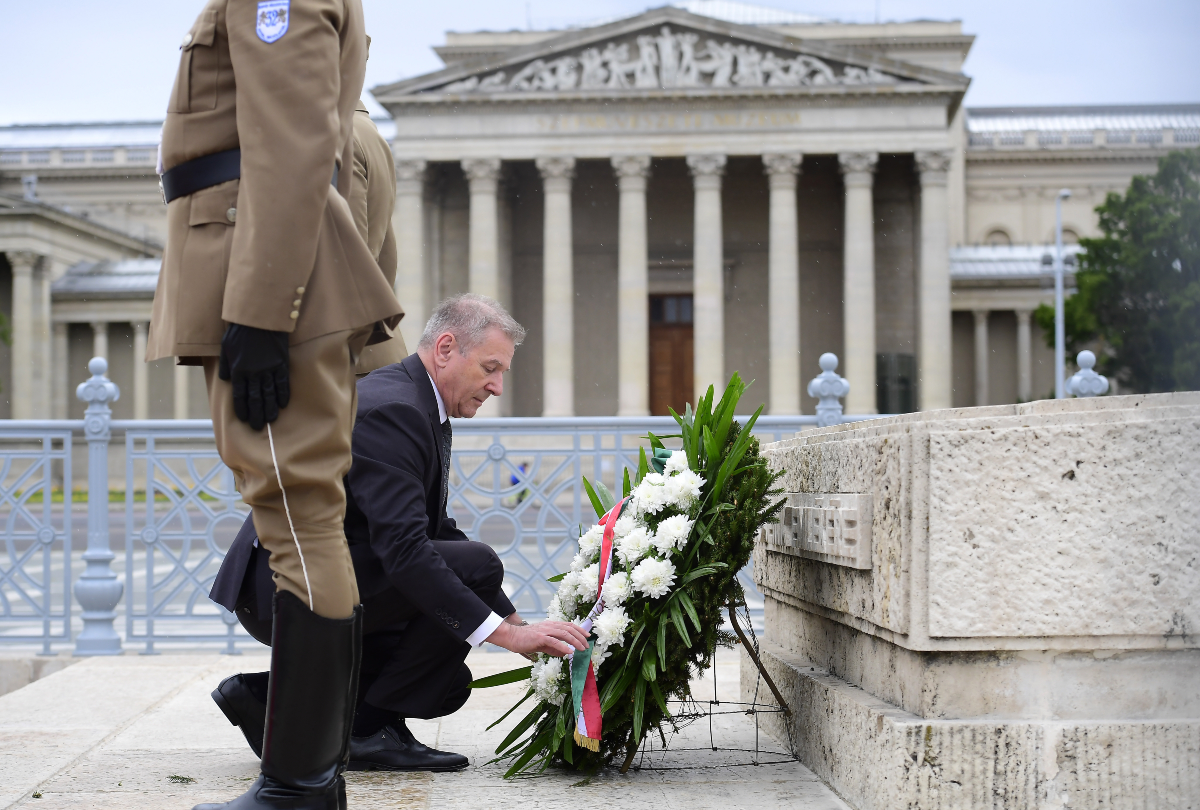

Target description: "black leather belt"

left=161, top=148, right=339, bottom=204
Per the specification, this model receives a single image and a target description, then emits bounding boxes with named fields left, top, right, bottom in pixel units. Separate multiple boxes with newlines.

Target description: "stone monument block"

left=745, top=393, right=1200, bottom=809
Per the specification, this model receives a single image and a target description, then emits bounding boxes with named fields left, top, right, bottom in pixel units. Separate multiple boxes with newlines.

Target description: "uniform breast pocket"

left=167, top=9, right=220, bottom=114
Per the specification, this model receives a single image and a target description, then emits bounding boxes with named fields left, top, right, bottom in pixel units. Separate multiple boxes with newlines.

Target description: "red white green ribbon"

left=571, top=498, right=624, bottom=751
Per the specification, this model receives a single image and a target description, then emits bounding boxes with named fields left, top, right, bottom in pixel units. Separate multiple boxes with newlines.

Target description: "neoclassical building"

left=1, top=2, right=1196, bottom=420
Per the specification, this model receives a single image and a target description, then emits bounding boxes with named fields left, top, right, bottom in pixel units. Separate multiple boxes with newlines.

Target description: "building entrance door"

left=649, top=294, right=694, bottom=416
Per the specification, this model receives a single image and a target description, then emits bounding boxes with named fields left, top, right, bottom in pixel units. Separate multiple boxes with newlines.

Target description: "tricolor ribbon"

left=570, top=497, right=626, bottom=752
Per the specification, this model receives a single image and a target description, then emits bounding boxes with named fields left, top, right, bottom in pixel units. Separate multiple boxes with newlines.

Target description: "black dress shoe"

left=348, top=723, right=468, bottom=772
left=212, top=673, right=268, bottom=758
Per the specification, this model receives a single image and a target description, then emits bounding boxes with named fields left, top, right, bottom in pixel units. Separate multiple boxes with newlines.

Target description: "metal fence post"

left=73, top=357, right=123, bottom=655
left=807, top=353, right=851, bottom=427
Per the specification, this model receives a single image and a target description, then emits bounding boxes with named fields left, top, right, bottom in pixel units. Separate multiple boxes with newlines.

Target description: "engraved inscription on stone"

left=436, top=26, right=904, bottom=95
left=759, top=493, right=872, bottom=570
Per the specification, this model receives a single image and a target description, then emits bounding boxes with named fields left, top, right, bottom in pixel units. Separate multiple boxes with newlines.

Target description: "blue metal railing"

left=0, top=357, right=870, bottom=654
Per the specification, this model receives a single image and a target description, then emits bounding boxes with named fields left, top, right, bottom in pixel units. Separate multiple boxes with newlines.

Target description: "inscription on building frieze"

left=435, top=26, right=906, bottom=96
left=759, top=493, right=872, bottom=570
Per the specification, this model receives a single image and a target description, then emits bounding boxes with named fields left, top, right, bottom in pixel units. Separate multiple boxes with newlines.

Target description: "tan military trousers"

left=204, top=327, right=371, bottom=620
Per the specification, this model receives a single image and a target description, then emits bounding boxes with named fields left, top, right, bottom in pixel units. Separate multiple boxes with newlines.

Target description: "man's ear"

left=435, top=332, right=456, bottom=365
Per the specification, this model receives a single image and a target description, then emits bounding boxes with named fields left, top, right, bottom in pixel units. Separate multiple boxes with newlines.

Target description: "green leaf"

left=638, top=446, right=650, bottom=480
left=649, top=679, right=670, bottom=718
left=633, top=677, right=647, bottom=742
left=503, top=728, right=553, bottom=779
left=546, top=571, right=567, bottom=583
left=623, top=466, right=632, bottom=498
left=561, top=725, right=574, bottom=764
left=486, top=687, right=533, bottom=731
left=656, top=613, right=668, bottom=667
left=594, top=480, right=618, bottom=514
left=601, top=664, right=639, bottom=712
left=582, top=476, right=605, bottom=520
left=495, top=702, right=547, bottom=755
left=470, top=666, right=532, bottom=689
left=677, top=590, right=702, bottom=633
left=554, top=701, right=567, bottom=742
left=669, top=601, right=691, bottom=647
left=641, top=653, right=657, bottom=682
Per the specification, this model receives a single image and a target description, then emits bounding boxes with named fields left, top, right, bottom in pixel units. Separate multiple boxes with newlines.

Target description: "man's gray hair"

left=418, top=293, right=526, bottom=353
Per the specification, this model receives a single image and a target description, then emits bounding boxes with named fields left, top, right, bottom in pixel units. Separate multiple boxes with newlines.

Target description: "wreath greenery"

left=472, top=373, right=784, bottom=776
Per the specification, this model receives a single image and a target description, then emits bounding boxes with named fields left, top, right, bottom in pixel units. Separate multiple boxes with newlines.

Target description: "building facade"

left=1, top=2, right=1196, bottom=420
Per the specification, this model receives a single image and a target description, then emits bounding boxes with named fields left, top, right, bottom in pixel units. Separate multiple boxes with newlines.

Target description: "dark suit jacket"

left=211, top=353, right=510, bottom=643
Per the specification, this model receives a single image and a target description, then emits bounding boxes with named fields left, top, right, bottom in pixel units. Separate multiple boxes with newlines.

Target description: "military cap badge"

left=256, top=0, right=289, bottom=43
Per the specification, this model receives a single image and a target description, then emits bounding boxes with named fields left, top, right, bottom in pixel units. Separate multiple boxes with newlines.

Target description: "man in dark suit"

left=209, top=293, right=588, bottom=772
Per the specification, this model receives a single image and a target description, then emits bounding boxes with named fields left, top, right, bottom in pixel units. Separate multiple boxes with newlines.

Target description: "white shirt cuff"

left=466, top=611, right=505, bottom=647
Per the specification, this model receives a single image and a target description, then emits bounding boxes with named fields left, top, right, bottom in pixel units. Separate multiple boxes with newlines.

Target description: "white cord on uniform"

left=266, top=422, right=312, bottom=610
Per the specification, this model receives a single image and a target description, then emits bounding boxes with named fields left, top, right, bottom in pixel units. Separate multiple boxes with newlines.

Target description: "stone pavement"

left=0, top=648, right=849, bottom=810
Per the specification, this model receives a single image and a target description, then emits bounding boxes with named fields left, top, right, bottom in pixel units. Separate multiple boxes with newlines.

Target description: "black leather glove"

left=218, top=323, right=290, bottom=431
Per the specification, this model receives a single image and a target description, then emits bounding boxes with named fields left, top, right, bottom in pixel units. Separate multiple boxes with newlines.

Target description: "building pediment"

left=373, top=7, right=967, bottom=103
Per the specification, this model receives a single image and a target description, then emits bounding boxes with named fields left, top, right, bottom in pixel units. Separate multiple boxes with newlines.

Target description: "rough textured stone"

left=753, top=393, right=1200, bottom=809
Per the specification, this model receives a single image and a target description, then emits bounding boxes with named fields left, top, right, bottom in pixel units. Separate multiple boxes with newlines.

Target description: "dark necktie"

left=440, top=419, right=452, bottom=514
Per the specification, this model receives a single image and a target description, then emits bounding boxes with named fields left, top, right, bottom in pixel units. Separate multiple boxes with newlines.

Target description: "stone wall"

left=747, top=393, right=1200, bottom=808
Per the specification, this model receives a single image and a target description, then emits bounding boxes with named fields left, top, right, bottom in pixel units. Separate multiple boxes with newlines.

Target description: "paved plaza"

left=0, top=648, right=848, bottom=810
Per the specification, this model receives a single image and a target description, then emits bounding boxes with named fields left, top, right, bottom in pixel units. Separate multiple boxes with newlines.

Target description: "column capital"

left=461, top=158, right=502, bottom=188
left=1014, top=308, right=1033, bottom=322
left=535, top=155, right=576, bottom=180
left=686, top=153, right=727, bottom=184
left=395, top=158, right=427, bottom=183
left=762, top=152, right=802, bottom=177
left=6, top=251, right=39, bottom=274
left=915, top=149, right=952, bottom=184
left=838, top=151, right=878, bottom=185
left=90, top=320, right=108, bottom=334
left=972, top=308, right=990, bottom=323
left=611, top=154, right=651, bottom=180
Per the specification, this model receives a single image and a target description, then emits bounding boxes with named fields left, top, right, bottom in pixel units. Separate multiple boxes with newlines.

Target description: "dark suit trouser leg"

left=359, top=540, right=510, bottom=720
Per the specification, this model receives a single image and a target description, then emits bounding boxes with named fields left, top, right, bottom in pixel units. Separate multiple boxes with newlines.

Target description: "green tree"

left=1035, top=148, right=1200, bottom=392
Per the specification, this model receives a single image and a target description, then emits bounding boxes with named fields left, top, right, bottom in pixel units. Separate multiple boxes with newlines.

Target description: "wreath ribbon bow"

left=570, top=497, right=626, bottom=752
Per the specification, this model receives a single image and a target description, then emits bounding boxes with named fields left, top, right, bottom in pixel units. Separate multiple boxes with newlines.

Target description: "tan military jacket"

left=349, top=103, right=408, bottom=374
left=146, top=0, right=402, bottom=362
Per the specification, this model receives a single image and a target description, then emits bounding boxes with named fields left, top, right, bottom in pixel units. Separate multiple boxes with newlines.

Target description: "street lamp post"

left=1054, top=188, right=1071, bottom=399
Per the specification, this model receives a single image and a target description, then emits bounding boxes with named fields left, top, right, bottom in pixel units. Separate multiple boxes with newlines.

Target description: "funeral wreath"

left=471, top=374, right=784, bottom=776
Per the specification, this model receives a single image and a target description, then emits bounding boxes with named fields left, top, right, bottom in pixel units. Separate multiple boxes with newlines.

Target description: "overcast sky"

left=2, top=0, right=1198, bottom=125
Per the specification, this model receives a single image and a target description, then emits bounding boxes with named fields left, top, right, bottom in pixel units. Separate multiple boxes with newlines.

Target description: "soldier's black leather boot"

left=211, top=672, right=269, bottom=758
left=194, top=591, right=362, bottom=810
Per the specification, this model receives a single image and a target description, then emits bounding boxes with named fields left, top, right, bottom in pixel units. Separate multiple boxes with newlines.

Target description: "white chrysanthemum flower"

left=575, top=563, right=600, bottom=601
left=594, top=606, right=631, bottom=648
left=612, top=513, right=637, bottom=538
left=664, top=450, right=691, bottom=475
left=653, top=514, right=694, bottom=554
left=532, top=655, right=566, bottom=705
left=600, top=571, right=632, bottom=606
left=631, top=557, right=677, bottom=599
left=616, top=527, right=653, bottom=566
left=633, top=472, right=671, bottom=516
left=578, top=524, right=604, bottom=557
left=560, top=570, right=581, bottom=598
left=547, top=594, right=566, bottom=622
left=570, top=550, right=592, bottom=572
left=590, top=643, right=612, bottom=669
left=665, top=469, right=704, bottom=510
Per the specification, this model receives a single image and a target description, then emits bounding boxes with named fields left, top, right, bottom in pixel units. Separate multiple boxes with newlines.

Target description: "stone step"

left=1, top=648, right=849, bottom=809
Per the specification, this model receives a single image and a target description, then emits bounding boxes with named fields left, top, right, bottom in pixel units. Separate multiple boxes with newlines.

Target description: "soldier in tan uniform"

left=146, top=1, right=401, bottom=808
left=349, top=100, right=408, bottom=375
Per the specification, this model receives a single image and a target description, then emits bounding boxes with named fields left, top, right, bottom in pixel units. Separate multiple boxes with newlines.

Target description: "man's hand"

left=218, top=323, right=290, bottom=431
left=486, top=619, right=589, bottom=658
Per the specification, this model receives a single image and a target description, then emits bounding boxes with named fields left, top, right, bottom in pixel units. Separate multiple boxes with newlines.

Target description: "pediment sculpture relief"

left=436, top=26, right=904, bottom=94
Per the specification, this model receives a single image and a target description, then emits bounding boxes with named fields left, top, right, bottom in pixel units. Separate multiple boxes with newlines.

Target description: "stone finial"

left=1065, top=350, right=1109, bottom=397
left=807, top=353, right=850, bottom=427
left=77, top=357, right=120, bottom=407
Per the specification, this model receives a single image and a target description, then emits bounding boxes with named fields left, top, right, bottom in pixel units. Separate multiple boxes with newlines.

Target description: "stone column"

left=462, top=158, right=502, bottom=301
left=52, top=322, right=69, bottom=419
left=764, top=153, right=803, bottom=415
left=174, top=364, right=190, bottom=420
left=7, top=251, right=37, bottom=419
left=838, top=152, right=879, bottom=415
left=1016, top=309, right=1033, bottom=402
left=132, top=321, right=149, bottom=419
left=613, top=155, right=651, bottom=416
left=91, top=321, right=108, bottom=361
left=973, top=309, right=989, bottom=406
left=916, top=150, right=953, bottom=411
left=537, top=156, right=576, bottom=417
left=687, top=154, right=727, bottom=402
left=35, top=262, right=52, bottom=416
left=394, top=159, right=426, bottom=350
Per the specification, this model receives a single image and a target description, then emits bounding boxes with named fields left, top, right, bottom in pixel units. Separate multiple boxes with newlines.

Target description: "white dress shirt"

left=428, top=372, right=504, bottom=647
